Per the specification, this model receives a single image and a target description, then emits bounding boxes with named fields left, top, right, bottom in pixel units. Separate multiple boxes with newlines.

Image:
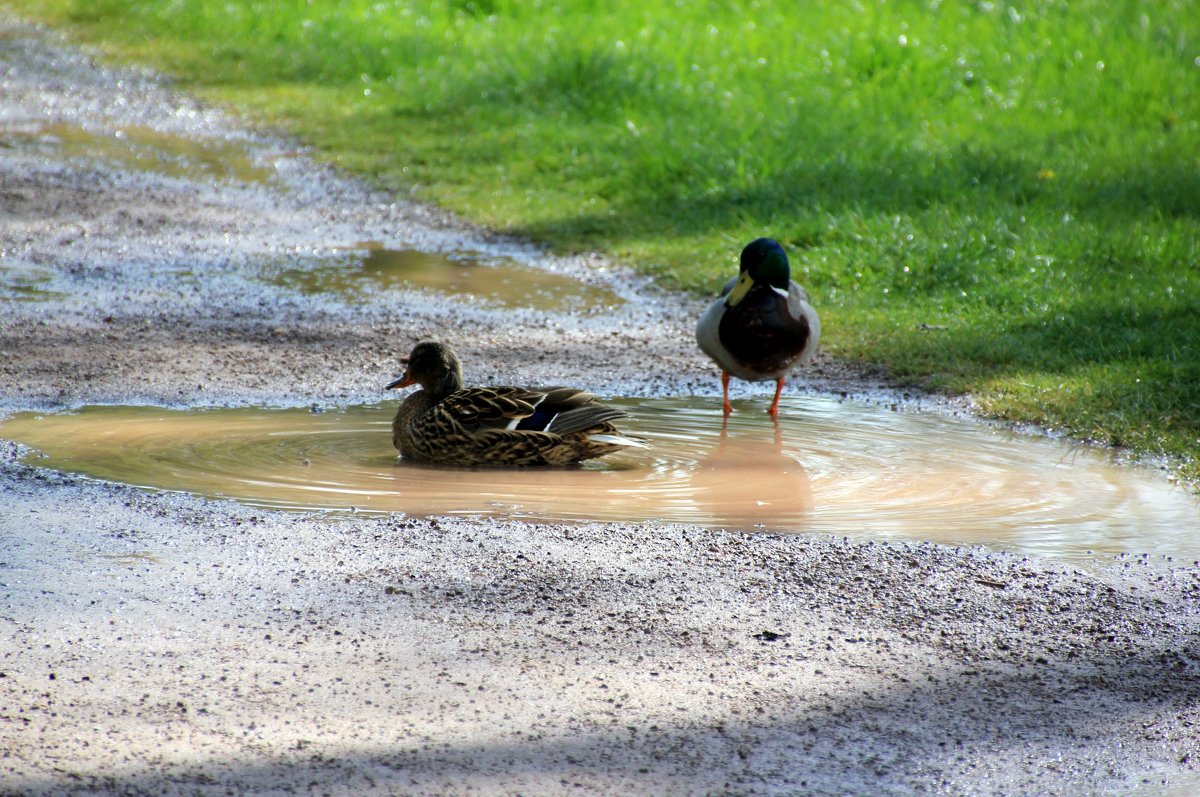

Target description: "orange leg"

left=767, top=377, right=786, bottom=417
left=721, top=371, right=733, bottom=416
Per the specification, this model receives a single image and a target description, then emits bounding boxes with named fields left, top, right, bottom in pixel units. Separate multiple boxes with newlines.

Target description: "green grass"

left=8, top=0, right=1200, bottom=479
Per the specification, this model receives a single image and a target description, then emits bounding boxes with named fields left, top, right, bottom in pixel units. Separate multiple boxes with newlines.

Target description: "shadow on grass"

left=897, top=301, right=1200, bottom=372
left=501, top=140, right=1200, bottom=252
left=847, top=298, right=1200, bottom=448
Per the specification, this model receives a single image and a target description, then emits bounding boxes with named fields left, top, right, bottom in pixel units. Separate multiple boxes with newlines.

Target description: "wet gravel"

left=2, top=14, right=1199, bottom=797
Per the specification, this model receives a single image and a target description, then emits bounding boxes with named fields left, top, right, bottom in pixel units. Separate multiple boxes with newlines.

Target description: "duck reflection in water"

left=685, top=417, right=813, bottom=529
left=381, top=403, right=811, bottom=530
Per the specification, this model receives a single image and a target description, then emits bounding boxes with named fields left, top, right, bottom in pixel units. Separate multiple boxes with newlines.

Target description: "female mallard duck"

left=386, top=341, right=645, bottom=466
left=695, top=237, right=820, bottom=416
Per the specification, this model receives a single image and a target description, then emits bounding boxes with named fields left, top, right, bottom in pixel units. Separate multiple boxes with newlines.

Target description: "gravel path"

left=2, top=15, right=1199, bottom=796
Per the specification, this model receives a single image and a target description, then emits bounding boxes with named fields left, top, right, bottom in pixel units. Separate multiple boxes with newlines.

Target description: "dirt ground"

left=2, top=15, right=1199, bottom=796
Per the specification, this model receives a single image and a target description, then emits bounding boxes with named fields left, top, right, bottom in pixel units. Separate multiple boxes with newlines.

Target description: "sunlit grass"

left=8, top=0, right=1200, bottom=479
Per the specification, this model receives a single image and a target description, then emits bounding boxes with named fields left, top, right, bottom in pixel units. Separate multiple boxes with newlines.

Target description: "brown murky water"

left=0, top=237, right=620, bottom=316
left=264, top=244, right=625, bottom=311
left=0, top=262, right=63, bottom=302
left=3, top=121, right=275, bottom=182
left=3, top=397, right=1197, bottom=561
left=4, top=113, right=1196, bottom=562
left=2, top=121, right=623, bottom=311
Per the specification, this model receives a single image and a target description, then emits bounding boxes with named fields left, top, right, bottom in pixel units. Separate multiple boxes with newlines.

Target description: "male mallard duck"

left=695, top=237, right=820, bottom=416
left=386, top=341, right=645, bottom=466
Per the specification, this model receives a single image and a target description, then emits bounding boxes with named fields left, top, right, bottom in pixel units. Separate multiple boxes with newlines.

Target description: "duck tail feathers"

left=585, top=433, right=649, bottom=450
left=545, top=405, right=628, bottom=437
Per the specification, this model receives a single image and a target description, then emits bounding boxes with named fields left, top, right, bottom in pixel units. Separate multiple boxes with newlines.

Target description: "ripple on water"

left=2, top=396, right=1198, bottom=561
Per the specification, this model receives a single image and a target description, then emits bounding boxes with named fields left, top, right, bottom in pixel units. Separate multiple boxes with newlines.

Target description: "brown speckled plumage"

left=386, top=342, right=643, bottom=466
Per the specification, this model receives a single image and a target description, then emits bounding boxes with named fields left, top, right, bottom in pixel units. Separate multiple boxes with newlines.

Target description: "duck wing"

left=434, top=387, right=543, bottom=433
left=435, top=386, right=628, bottom=435
left=514, top=386, right=629, bottom=436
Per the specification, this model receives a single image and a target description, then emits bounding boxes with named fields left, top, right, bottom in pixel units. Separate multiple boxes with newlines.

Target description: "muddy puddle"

left=263, top=244, right=625, bottom=311
left=0, top=262, right=64, bottom=302
left=1, top=121, right=275, bottom=182
left=0, top=120, right=623, bottom=312
left=3, top=396, right=1197, bottom=561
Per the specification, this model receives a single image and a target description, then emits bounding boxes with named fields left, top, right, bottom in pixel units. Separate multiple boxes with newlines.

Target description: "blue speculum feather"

left=516, top=409, right=557, bottom=431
